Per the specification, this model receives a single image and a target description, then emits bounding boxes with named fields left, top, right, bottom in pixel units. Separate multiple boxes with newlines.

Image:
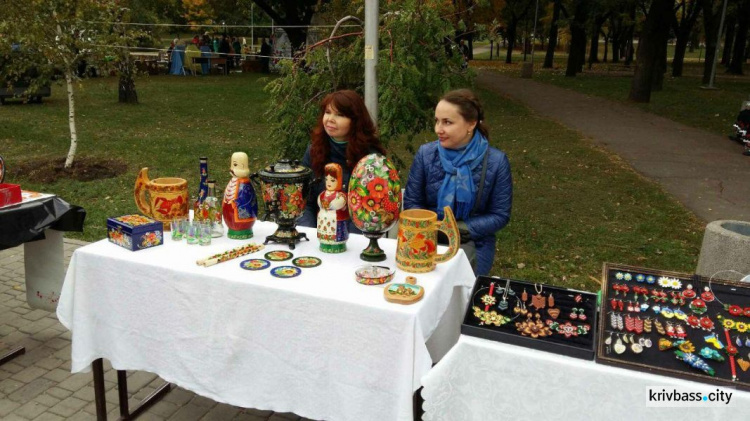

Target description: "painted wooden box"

left=107, top=214, right=164, bottom=251
left=0, top=183, right=22, bottom=208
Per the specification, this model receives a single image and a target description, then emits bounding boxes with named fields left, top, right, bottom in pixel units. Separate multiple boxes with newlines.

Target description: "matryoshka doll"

left=317, top=163, right=349, bottom=253
left=222, top=152, right=257, bottom=239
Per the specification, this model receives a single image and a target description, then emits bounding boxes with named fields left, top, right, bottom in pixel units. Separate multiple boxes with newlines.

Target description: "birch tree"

left=1, top=0, right=109, bottom=168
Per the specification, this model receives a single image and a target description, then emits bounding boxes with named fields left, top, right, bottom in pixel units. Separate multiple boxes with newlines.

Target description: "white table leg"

left=24, top=229, right=65, bottom=312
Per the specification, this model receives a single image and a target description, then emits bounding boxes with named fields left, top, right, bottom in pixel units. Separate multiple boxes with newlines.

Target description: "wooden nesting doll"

left=317, top=163, right=349, bottom=253
left=222, top=152, right=257, bottom=239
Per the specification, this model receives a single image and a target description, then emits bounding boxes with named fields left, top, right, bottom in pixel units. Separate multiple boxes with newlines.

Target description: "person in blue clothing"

left=404, top=89, right=512, bottom=276
left=299, top=90, right=387, bottom=233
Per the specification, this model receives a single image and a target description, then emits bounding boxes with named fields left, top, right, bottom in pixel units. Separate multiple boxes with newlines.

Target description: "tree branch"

left=251, top=0, right=284, bottom=24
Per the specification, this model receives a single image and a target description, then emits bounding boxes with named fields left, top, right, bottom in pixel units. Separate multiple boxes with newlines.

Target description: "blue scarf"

left=437, top=130, right=488, bottom=220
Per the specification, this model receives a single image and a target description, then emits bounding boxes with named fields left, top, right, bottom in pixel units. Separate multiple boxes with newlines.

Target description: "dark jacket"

left=404, top=141, right=512, bottom=276
left=298, top=140, right=370, bottom=234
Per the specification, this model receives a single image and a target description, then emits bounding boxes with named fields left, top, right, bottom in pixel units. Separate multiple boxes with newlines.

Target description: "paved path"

left=0, top=240, right=312, bottom=421
left=477, top=70, right=750, bottom=223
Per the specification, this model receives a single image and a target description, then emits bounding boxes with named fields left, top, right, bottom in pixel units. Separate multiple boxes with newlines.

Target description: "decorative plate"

left=240, top=258, right=271, bottom=271
left=270, top=266, right=302, bottom=278
left=265, top=250, right=293, bottom=261
left=355, top=265, right=395, bottom=285
left=292, top=256, right=322, bottom=268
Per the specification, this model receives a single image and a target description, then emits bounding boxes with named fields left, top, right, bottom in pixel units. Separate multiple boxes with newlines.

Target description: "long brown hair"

left=440, top=89, right=490, bottom=140
left=310, top=90, right=386, bottom=176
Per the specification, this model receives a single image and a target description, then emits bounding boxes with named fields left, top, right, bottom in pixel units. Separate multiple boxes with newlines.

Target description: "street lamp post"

left=364, top=0, right=379, bottom=125
left=705, top=0, right=729, bottom=89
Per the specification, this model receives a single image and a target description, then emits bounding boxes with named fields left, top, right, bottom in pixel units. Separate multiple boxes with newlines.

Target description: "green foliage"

left=264, top=0, right=473, bottom=164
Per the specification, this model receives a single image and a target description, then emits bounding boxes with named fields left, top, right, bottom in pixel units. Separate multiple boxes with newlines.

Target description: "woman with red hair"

left=299, top=90, right=387, bottom=232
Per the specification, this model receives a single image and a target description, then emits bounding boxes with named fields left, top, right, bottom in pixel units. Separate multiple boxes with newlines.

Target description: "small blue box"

left=107, top=214, right=164, bottom=251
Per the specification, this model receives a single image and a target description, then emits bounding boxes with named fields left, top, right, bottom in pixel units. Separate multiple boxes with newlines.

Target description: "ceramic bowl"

left=355, top=265, right=395, bottom=285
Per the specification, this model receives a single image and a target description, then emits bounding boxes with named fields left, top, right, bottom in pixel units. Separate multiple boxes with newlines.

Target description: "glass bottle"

left=206, top=179, right=224, bottom=237
left=193, top=157, right=209, bottom=222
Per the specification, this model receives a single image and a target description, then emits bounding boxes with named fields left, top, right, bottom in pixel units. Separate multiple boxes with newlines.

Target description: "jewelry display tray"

left=461, top=276, right=599, bottom=361
left=597, top=263, right=750, bottom=391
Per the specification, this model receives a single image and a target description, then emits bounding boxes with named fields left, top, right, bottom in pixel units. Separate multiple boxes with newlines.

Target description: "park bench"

left=0, top=84, right=51, bottom=105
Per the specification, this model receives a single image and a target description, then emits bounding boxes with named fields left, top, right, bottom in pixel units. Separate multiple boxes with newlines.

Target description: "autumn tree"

left=502, top=0, right=532, bottom=63
left=182, top=0, right=214, bottom=26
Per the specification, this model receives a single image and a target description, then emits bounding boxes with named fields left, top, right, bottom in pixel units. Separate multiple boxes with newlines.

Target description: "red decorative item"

left=681, top=284, right=696, bottom=299
left=728, top=305, right=743, bottom=317
left=699, top=316, right=715, bottom=331
left=723, top=328, right=738, bottom=381
left=574, top=294, right=582, bottom=303
left=0, top=183, right=22, bottom=208
left=625, top=314, right=635, bottom=332
left=666, top=323, right=676, bottom=338
left=634, top=317, right=644, bottom=334
left=485, top=282, right=495, bottom=312
left=687, top=315, right=700, bottom=328
left=675, top=324, right=687, bottom=339
left=701, top=287, right=715, bottom=302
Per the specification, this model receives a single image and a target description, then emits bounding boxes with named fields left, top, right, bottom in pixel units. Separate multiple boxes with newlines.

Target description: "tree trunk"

left=672, top=35, right=690, bottom=76
left=566, top=0, right=590, bottom=77
left=119, top=73, right=138, bottom=103
left=490, top=40, right=494, bottom=60
left=701, top=0, right=720, bottom=85
left=689, top=25, right=700, bottom=52
left=629, top=0, right=672, bottom=103
left=603, top=33, right=609, bottom=62
left=722, top=16, right=737, bottom=65
left=588, top=14, right=607, bottom=68
left=544, top=0, right=562, bottom=68
left=506, top=20, right=518, bottom=64
left=671, top=1, right=701, bottom=77
left=468, top=34, right=474, bottom=60
left=624, top=4, right=636, bottom=66
left=728, top=0, right=750, bottom=75
left=612, top=37, right=621, bottom=63
left=64, top=72, right=78, bottom=169
left=652, top=34, right=669, bottom=91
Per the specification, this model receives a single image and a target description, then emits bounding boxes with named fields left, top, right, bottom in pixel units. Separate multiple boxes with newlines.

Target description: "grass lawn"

left=470, top=55, right=750, bottom=138
left=0, top=73, right=704, bottom=291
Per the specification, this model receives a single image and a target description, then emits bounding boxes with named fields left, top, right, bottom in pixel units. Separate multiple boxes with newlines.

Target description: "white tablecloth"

left=57, top=221, right=475, bottom=421
left=421, top=335, right=750, bottom=421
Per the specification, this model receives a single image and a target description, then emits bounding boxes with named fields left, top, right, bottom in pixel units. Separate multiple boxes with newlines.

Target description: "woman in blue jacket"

left=404, top=89, right=512, bottom=276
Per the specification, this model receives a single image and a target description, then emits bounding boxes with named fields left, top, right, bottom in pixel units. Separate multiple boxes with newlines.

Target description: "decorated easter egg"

left=348, top=153, right=401, bottom=234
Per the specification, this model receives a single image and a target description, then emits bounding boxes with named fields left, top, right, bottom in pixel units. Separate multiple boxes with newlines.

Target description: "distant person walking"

left=260, top=38, right=272, bottom=74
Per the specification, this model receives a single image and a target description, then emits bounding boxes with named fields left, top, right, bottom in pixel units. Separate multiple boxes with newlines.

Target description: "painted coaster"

left=270, top=266, right=302, bottom=279
left=240, top=258, right=271, bottom=271
left=292, top=256, right=322, bottom=268
left=265, top=250, right=293, bottom=261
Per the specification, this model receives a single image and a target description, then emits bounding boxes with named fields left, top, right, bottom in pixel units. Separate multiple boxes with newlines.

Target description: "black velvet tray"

left=597, top=263, right=750, bottom=390
left=461, top=276, right=599, bottom=360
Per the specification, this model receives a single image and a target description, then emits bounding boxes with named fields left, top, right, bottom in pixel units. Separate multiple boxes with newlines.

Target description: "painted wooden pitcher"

left=396, top=206, right=460, bottom=273
left=134, top=168, right=189, bottom=228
